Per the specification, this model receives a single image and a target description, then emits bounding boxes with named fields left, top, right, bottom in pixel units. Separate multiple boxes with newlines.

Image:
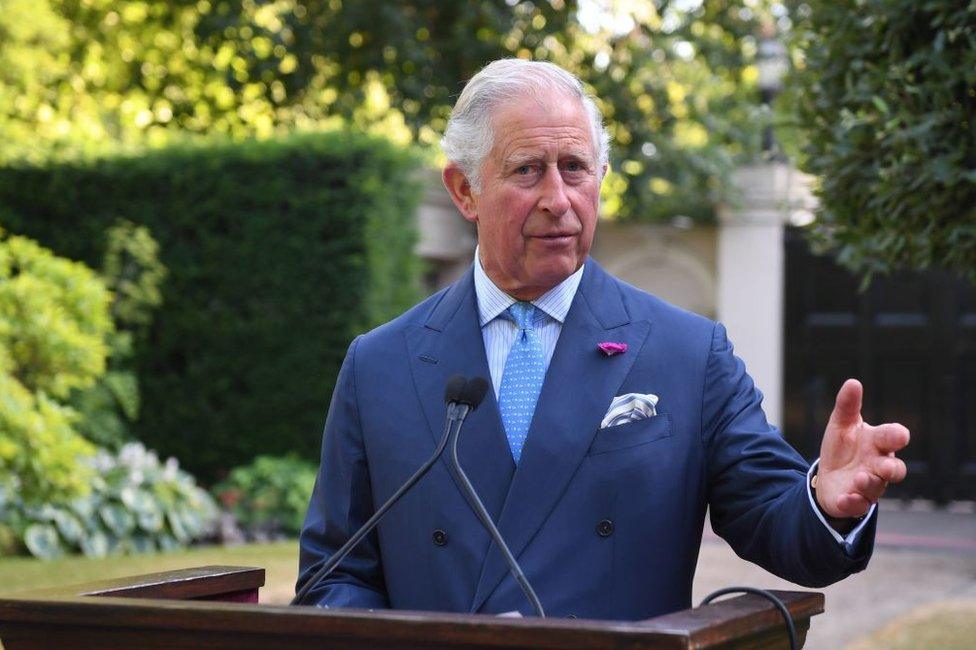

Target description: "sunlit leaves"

left=0, top=232, right=111, bottom=503
left=0, top=235, right=112, bottom=399
left=563, top=0, right=788, bottom=221
left=0, top=374, right=96, bottom=505
left=0, top=0, right=788, bottom=223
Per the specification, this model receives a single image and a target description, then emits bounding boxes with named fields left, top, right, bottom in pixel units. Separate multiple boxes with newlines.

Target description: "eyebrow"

left=503, top=150, right=593, bottom=168
left=503, top=154, right=541, bottom=169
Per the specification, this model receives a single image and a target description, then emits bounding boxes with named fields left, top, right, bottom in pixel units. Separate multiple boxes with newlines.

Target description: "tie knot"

left=508, top=302, right=537, bottom=330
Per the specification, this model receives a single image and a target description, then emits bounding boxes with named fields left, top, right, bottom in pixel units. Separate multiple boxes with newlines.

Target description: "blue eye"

left=515, top=165, right=533, bottom=175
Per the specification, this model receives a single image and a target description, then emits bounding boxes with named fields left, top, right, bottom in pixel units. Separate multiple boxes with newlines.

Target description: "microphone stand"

left=447, top=397, right=546, bottom=618
left=293, top=394, right=467, bottom=605
left=294, top=375, right=545, bottom=619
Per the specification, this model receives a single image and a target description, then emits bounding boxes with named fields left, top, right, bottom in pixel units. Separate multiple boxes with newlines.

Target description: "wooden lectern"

left=0, top=566, right=823, bottom=649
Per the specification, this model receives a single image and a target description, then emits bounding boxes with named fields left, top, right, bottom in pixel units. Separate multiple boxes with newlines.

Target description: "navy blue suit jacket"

left=297, top=260, right=875, bottom=619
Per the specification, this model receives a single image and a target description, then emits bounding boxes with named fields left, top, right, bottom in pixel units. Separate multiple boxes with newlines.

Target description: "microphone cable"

left=699, top=586, right=797, bottom=650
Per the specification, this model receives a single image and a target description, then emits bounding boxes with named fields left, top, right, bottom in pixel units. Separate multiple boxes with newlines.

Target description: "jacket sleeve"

left=703, top=323, right=876, bottom=588
left=295, top=336, right=390, bottom=608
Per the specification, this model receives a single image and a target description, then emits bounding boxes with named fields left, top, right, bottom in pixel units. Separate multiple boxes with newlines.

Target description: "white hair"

left=440, top=59, right=611, bottom=192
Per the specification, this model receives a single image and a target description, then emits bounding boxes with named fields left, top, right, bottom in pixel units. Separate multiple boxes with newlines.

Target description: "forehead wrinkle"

left=486, top=93, right=599, bottom=176
left=499, top=131, right=594, bottom=167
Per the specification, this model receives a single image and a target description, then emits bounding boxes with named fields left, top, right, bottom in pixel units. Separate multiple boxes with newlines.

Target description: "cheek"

left=488, top=194, right=534, bottom=239
left=477, top=200, right=526, bottom=254
left=573, top=188, right=601, bottom=223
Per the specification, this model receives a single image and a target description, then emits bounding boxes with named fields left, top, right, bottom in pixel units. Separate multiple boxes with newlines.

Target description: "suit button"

left=596, top=519, right=614, bottom=537
left=432, top=529, right=448, bottom=546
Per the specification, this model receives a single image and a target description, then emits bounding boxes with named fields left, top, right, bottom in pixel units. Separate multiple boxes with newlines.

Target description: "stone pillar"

left=717, top=163, right=815, bottom=428
left=415, top=169, right=477, bottom=290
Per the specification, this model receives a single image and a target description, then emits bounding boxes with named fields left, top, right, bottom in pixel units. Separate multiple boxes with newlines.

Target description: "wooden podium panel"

left=0, top=566, right=823, bottom=649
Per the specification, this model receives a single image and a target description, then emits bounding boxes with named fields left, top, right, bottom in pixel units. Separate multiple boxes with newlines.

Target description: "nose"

left=537, top=165, right=571, bottom=216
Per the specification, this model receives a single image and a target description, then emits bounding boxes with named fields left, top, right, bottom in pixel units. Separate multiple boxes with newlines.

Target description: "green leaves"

left=791, top=0, right=976, bottom=282
left=121, top=486, right=164, bottom=532
left=1, top=442, right=218, bottom=559
left=0, top=0, right=786, bottom=224
left=0, top=234, right=112, bottom=399
left=52, top=509, right=85, bottom=544
left=215, top=454, right=318, bottom=539
left=99, top=502, right=136, bottom=536
left=0, top=133, right=423, bottom=481
left=0, top=231, right=109, bottom=504
left=23, top=523, right=63, bottom=560
left=78, top=531, right=110, bottom=558
left=101, top=220, right=167, bottom=337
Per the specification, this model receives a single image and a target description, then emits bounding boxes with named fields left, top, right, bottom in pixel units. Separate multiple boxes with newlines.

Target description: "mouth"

left=532, top=233, right=578, bottom=244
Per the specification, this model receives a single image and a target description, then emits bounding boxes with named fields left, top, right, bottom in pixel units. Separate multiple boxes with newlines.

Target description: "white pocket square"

left=600, top=393, right=659, bottom=429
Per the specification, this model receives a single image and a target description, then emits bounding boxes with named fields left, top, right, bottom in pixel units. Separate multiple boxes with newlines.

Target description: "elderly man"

left=296, top=59, right=909, bottom=620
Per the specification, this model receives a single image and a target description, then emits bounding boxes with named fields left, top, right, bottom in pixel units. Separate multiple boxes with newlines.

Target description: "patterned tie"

left=497, top=302, right=547, bottom=463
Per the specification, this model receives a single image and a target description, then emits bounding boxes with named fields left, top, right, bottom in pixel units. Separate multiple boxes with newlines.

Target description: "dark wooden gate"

left=783, top=227, right=976, bottom=502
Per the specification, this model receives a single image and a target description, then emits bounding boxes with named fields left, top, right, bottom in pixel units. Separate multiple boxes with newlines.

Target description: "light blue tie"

left=497, top=302, right=547, bottom=463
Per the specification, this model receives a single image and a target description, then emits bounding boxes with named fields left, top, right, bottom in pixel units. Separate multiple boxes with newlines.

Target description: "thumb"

left=828, top=378, right=863, bottom=428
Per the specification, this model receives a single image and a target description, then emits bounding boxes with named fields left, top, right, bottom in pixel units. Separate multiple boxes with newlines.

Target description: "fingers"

left=872, top=423, right=910, bottom=454
left=847, top=458, right=907, bottom=507
left=854, top=469, right=887, bottom=502
left=828, top=378, right=863, bottom=428
left=870, top=455, right=908, bottom=484
left=835, top=492, right=873, bottom=519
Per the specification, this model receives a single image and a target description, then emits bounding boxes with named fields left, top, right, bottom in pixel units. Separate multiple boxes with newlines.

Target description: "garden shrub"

left=0, top=231, right=111, bottom=504
left=71, top=220, right=167, bottom=450
left=1, top=442, right=218, bottom=560
left=214, top=455, right=317, bottom=539
left=0, top=132, right=423, bottom=481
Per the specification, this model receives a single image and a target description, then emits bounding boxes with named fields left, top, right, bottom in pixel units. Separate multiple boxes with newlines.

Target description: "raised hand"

left=815, top=379, right=910, bottom=519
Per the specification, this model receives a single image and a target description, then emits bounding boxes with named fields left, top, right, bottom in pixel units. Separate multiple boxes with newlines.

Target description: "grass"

left=847, top=600, right=976, bottom=650
left=0, top=541, right=300, bottom=604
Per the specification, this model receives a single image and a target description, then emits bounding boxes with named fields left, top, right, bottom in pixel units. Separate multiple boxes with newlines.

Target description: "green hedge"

left=791, top=0, right=976, bottom=282
left=0, top=132, right=422, bottom=482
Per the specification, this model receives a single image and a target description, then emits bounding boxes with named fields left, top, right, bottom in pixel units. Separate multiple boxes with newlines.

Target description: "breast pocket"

left=586, top=413, right=673, bottom=456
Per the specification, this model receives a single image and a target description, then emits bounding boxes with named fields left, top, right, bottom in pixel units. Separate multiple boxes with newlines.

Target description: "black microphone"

left=446, top=376, right=546, bottom=618
left=451, top=375, right=489, bottom=421
left=444, top=374, right=467, bottom=418
left=292, top=374, right=473, bottom=605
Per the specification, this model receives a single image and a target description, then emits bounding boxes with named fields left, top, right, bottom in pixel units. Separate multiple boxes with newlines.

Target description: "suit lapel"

left=470, top=261, right=653, bottom=612
left=404, top=269, right=515, bottom=527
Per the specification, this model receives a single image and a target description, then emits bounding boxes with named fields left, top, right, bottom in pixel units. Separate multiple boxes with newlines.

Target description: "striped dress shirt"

left=473, top=249, right=585, bottom=398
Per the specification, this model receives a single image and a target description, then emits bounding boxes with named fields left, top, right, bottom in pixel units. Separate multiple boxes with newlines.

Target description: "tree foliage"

left=790, top=0, right=976, bottom=282
left=0, top=232, right=112, bottom=504
left=575, top=0, right=781, bottom=220
left=0, top=0, right=785, bottom=223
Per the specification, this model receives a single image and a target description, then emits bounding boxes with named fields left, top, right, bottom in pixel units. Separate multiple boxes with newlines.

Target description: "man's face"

left=457, top=93, right=603, bottom=300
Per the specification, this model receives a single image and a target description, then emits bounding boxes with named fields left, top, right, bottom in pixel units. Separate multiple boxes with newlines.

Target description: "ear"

left=442, top=164, right=479, bottom=224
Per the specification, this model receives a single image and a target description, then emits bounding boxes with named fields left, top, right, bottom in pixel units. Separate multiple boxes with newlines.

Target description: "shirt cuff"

left=806, top=458, right=876, bottom=549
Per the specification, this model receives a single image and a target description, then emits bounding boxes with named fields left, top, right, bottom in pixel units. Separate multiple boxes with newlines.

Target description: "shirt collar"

left=473, top=246, right=585, bottom=327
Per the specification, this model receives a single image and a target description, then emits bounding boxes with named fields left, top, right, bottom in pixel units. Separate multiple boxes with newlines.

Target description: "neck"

left=477, top=255, right=557, bottom=302
left=506, top=286, right=548, bottom=302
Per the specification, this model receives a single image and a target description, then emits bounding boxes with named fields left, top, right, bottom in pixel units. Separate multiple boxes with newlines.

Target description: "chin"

left=528, top=258, right=581, bottom=288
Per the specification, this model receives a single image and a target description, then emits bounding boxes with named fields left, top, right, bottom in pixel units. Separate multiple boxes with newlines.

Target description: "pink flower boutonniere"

left=597, top=341, right=628, bottom=357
